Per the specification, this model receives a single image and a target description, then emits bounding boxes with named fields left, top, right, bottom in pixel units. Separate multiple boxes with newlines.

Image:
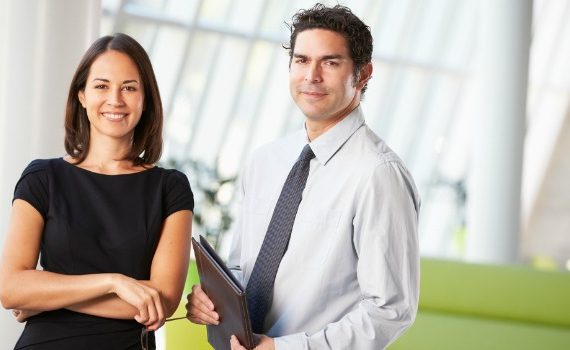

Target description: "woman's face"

left=78, top=50, right=144, bottom=142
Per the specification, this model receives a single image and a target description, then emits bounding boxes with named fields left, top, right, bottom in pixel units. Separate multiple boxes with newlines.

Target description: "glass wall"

left=101, top=0, right=570, bottom=268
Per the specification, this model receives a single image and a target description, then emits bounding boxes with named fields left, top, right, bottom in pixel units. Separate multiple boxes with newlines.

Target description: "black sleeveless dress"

left=12, top=158, right=194, bottom=349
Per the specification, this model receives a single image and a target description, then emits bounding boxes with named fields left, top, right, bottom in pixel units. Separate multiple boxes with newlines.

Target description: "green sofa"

left=165, top=262, right=213, bottom=349
left=166, top=259, right=570, bottom=349
left=390, top=258, right=570, bottom=349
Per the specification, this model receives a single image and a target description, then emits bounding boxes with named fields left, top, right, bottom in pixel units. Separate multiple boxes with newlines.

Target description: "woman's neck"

left=72, top=137, right=143, bottom=175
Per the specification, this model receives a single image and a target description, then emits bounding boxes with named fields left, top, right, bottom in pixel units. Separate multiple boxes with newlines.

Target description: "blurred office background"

left=0, top=0, right=569, bottom=347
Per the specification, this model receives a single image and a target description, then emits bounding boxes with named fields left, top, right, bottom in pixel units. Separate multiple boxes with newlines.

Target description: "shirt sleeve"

left=227, top=156, right=250, bottom=286
left=164, top=169, right=194, bottom=218
left=274, top=160, right=420, bottom=350
left=13, top=159, right=50, bottom=219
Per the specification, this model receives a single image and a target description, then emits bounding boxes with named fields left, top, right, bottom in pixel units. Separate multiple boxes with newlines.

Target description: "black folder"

left=191, top=235, right=255, bottom=350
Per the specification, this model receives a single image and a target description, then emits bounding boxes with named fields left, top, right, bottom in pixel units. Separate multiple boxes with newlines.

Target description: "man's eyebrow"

left=292, top=53, right=345, bottom=60
left=321, top=54, right=344, bottom=60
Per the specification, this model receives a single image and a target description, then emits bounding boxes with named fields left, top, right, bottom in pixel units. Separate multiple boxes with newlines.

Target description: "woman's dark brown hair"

left=64, top=33, right=163, bottom=166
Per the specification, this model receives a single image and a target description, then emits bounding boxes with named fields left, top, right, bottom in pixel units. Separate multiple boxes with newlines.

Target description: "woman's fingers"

left=145, top=293, right=158, bottom=326
left=12, top=309, right=25, bottom=323
left=143, top=288, right=165, bottom=330
left=12, top=309, right=41, bottom=322
left=112, top=275, right=165, bottom=328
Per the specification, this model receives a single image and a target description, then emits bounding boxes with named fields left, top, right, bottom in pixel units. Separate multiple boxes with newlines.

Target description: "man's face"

left=289, top=29, right=363, bottom=123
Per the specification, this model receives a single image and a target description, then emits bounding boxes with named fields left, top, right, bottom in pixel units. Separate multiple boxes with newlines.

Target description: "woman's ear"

left=78, top=90, right=86, bottom=108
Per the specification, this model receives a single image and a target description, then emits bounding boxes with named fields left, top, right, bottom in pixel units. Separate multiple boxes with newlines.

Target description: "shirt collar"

left=305, top=106, right=365, bottom=165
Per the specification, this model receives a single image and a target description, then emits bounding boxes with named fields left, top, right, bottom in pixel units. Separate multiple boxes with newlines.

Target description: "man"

left=186, top=4, right=420, bottom=350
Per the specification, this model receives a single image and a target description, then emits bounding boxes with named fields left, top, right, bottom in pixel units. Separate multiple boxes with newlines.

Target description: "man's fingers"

left=186, top=284, right=219, bottom=325
left=193, top=296, right=217, bottom=315
left=192, top=285, right=215, bottom=310
left=186, top=308, right=219, bottom=325
left=188, top=291, right=218, bottom=319
left=191, top=308, right=220, bottom=325
left=230, top=335, right=246, bottom=350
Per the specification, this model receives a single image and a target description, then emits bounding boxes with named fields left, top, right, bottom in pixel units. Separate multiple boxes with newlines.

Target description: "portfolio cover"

left=191, top=236, right=255, bottom=350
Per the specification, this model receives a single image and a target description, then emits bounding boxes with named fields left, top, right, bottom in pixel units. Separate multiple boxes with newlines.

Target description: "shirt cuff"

left=229, top=267, right=244, bottom=286
left=273, top=332, right=307, bottom=350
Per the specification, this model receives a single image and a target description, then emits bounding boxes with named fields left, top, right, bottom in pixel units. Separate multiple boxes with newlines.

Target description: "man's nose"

left=304, top=63, right=322, bottom=83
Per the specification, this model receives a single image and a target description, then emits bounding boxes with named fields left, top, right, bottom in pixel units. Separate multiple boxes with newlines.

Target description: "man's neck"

left=305, top=105, right=359, bottom=141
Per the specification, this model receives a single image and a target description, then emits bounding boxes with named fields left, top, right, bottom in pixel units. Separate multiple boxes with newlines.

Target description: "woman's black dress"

left=12, top=158, right=194, bottom=349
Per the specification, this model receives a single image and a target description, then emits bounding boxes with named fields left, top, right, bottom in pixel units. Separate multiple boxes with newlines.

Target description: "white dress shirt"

left=228, top=106, right=420, bottom=350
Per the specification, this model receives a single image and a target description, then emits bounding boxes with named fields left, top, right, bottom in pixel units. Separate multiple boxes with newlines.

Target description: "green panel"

left=169, top=259, right=570, bottom=349
left=166, top=260, right=213, bottom=349
left=419, top=259, right=570, bottom=327
left=165, top=304, right=213, bottom=350
left=184, top=260, right=201, bottom=293
left=390, top=311, right=570, bottom=350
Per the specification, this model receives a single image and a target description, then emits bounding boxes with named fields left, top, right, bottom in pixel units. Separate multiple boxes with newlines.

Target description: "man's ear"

left=78, top=90, right=86, bottom=108
left=357, top=62, right=373, bottom=90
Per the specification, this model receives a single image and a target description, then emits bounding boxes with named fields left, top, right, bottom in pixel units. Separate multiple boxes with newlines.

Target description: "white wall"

left=0, top=0, right=100, bottom=346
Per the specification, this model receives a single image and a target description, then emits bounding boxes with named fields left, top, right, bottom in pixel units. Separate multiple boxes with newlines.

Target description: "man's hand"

left=230, top=334, right=275, bottom=350
left=185, top=284, right=219, bottom=325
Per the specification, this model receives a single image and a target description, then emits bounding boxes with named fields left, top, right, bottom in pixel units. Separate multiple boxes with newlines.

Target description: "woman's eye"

left=123, top=86, right=137, bottom=91
left=94, top=84, right=107, bottom=89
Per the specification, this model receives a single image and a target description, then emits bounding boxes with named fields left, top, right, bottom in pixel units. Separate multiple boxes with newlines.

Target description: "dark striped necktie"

left=246, top=144, right=315, bottom=334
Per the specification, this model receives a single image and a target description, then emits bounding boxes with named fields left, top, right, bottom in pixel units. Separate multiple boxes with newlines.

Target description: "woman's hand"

left=110, top=274, right=165, bottom=330
left=11, top=309, right=41, bottom=322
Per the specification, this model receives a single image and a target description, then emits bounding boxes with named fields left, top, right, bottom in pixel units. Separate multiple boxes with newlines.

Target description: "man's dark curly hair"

left=284, top=3, right=373, bottom=94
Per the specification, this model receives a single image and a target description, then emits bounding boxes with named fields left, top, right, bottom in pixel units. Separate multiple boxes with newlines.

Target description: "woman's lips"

left=101, top=112, right=127, bottom=121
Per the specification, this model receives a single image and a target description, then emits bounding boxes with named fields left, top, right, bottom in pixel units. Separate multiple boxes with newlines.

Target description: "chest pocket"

left=285, top=207, right=342, bottom=268
left=241, top=194, right=274, bottom=276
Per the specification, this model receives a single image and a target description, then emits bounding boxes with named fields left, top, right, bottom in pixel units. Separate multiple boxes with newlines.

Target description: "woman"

left=0, top=33, right=193, bottom=349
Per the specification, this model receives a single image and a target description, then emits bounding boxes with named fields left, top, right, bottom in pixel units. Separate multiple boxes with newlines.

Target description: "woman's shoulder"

left=152, top=165, right=191, bottom=193
left=151, top=164, right=186, bottom=178
left=21, top=158, right=62, bottom=177
left=156, top=166, right=194, bottom=214
left=157, top=167, right=190, bottom=188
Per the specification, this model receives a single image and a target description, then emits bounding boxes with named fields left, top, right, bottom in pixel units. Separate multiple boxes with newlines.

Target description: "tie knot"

left=299, top=144, right=315, bottom=163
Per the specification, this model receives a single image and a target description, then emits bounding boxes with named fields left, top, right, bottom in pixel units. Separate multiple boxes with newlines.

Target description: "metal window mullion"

left=163, top=0, right=207, bottom=119
left=528, top=0, right=570, bottom=119
left=211, top=0, right=274, bottom=161
left=183, top=0, right=239, bottom=157
left=406, top=0, right=462, bottom=165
